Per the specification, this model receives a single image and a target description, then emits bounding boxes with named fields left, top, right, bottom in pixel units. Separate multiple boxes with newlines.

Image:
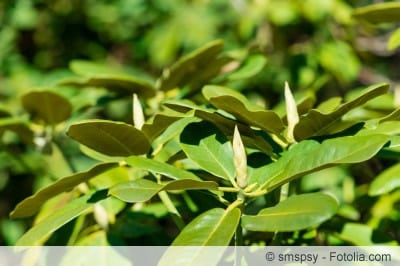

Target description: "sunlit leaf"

left=109, top=179, right=218, bottom=203
left=203, top=85, right=284, bottom=133
left=369, top=164, right=400, bottom=196
left=294, top=83, right=389, bottom=140
left=125, top=156, right=200, bottom=181
left=67, top=120, right=151, bottom=157
left=180, top=121, right=235, bottom=181
left=353, top=2, right=400, bottom=23
left=242, top=193, right=338, bottom=231
left=172, top=208, right=240, bottom=245
left=227, top=54, right=267, bottom=80
left=253, top=135, right=389, bottom=192
left=16, top=193, right=100, bottom=246
left=388, top=28, right=400, bottom=51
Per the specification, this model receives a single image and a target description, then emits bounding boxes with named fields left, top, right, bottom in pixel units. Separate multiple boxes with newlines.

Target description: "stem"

left=158, top=191, right=185, bottom=230
left=67, top=215, right=85, bottom=245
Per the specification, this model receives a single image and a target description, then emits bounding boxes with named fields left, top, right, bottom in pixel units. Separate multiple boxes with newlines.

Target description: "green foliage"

left=1, top=1, right=400, bottom=257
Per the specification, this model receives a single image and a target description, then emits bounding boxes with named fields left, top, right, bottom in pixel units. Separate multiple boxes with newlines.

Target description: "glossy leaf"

left=157, top=40, right=226, bottom=91
left=180, top=121, right=235, bottom=181
left=254, top=135, right=389, bottom=191
left=203, top=85, right=284, bottom=133
left=294, top=83, right=389, bottom=140
left=353, top=2, right=400, bottom=24
left=369, top=164, right=400, bottom=196
left=109, top=179, right=218, bottom=203
left=16, top=194, right=97, bottom=246
left=125, top=156, right=200, bottom=181
left=242, top=193, right=338, bottom=232
left=67, top=120, right=151, bottom=157
left=173, top=207, right=240, bottom=245
left=21, top=90, right=72, bottom=125
left=10, top=163, right=118, bottom=218
left=0, top=118, right=33, bottom=144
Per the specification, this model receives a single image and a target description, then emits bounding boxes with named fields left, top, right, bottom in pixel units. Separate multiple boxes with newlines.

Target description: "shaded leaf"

left=254, top=135, right=389, bottom=192
left=21, top=90, right=72, bottom=125
left=126, top=156, right=200, bottom=181
left=16, top=194, right=97, bottom=246
left=10, top=163, right=118, bottom=218
left=242, top=193, right=338, bottom=232
left=353, top=2, right=400, bottom=24
left=294, top=83, right=389, bottom=140
left=67, top=120, right=151, bottom=157
left=180, top=121, right=235, bottom=181
left=369, top=164, right=400, bottom=196
left=203, top=85, right=284, bottom=134
left=157, top=40, right=227, bottom=91
left=0, top=118, right=33, bottom=144
left=109, top=179, right=218, bottom=203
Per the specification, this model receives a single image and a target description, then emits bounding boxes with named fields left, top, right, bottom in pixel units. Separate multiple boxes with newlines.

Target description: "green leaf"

left=254, top=135, right=389, bottom=192
left=227, top=54, right=267, bottom=80
left=60, top=76, right=155, bottom=98
left=369, top=164, right=400, bottom=196
left=180, top=121, right=235, bottom=181
left=353, top=2, right=400, bottom=24
left=109, top=179, right=218, bottom=203
left=164, top=100, right=274, bottom=154
left=60, top=60, right=156, bottom=98
left=10, top=163, right=118, bottom=218
left=294, top=83, right=389, bottom=140
left=21, top=90, right=72, bottom=125
left=173, top=207, right=240, bottom=245
left=60, top=231, right=131, bottom=266
left=203, top=85, right=284, bottom=134
left=109, top=179, right=161, bottom=203
left=16, top=193, right=98, bottom=246
left=159, top=207, right=240, bottom=265
left=125, top=156, right=200, bottom=181
left=242, top=193, right=338, bottom=232
left=157, top=40, right=227, bottom=91
left=0, top=118, right=33, bottom=144
left=67, top=120, right=151, bottom=157
left=388, top=28, right=400, bottom=51
left=141, top=114, right=182, bottom=141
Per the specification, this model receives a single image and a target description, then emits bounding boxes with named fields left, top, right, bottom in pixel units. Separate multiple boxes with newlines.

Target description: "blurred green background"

left=1, top=0, right=400, bottom=245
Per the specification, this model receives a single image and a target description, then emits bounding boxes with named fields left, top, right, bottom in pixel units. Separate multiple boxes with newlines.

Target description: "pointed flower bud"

left=284, top=82, right=299, bottom=143
left=133, top=93, right=145, bottom=130
left=233, top=125, right=247, bottom=188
